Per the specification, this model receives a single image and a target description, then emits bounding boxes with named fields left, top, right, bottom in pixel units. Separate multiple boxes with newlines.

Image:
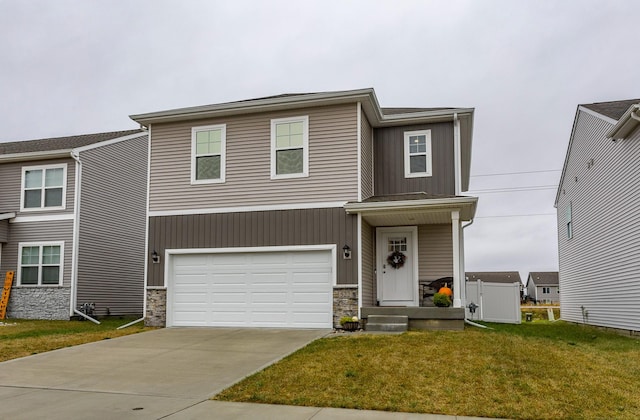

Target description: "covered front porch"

left=345, top=193, right=477, bottom=331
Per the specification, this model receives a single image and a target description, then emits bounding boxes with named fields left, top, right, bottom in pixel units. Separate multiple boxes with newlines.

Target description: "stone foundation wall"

left=7, top=287, right=71, bottom=320
left=146, top=288, right=167, bottom=327
left=333, top=287, right=358, bottom=328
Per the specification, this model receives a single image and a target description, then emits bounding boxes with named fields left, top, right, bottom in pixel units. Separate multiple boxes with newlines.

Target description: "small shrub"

left=433, top=292, right=452, bottom=307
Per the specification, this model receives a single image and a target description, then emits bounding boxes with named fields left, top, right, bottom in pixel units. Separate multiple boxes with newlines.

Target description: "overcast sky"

left=2, top=1, right=639, bottom=282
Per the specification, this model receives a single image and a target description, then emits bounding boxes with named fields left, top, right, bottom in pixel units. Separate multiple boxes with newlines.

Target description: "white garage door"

left=169, top=249, right=333, bottom=328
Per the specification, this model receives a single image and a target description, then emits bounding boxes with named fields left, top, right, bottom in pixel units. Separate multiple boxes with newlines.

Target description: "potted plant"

left=340, top=315, right=360, bottom=331
left=433, top=292, right=452, bottom=307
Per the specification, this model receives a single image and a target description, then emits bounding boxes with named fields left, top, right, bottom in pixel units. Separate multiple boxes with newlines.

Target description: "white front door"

left=377, top=227, right=418, bottom=306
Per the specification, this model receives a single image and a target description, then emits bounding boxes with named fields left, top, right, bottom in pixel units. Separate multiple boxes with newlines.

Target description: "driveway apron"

left=0, top=327, right=328, bottom=419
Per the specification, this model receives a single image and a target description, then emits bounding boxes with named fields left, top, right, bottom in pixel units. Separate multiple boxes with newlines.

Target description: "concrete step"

left=365, top=323, right=408, bottom=332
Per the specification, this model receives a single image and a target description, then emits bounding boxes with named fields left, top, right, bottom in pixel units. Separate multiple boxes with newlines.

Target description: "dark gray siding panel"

left=0, top=220, right=8, bottom=243
left=361, top=219, right=375, bottom=306
left=148, top=207, right=357, bottom=287
left=374, top=122, right=455, bottom=196
left=76, top=135, right=148, bottom=316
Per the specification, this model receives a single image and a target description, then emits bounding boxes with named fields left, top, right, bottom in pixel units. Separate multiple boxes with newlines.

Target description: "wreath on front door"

left=387, top=251, right=406, bottom=269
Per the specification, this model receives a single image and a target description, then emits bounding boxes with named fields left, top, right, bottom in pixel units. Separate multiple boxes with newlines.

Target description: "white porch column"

left=451, top=210, right=462, bottom=307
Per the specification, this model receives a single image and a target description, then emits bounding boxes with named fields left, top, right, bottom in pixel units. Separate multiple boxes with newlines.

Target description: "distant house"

left=0, top=130, right=148, bottom=320
left=555, top=99, right=640, bottom=333
left=525, top=272, right=559, bottom=303
left=466, top=271, right=523, bottom=297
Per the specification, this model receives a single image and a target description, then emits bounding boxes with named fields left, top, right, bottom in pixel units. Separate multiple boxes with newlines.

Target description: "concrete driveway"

left=0, top=327, right=329, bottom=419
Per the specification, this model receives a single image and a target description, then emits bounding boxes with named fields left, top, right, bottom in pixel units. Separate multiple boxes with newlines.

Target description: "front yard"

left=0, top=317, right=151, bottom=362
left=216, top=322, right=640, bottom=419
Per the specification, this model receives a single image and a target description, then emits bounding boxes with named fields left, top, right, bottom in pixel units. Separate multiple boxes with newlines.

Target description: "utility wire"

left=469, top=185, right=557, bottom=194
left=471, top=169, right=562, bottom=178
left=474, top=213, right=556, bottom=219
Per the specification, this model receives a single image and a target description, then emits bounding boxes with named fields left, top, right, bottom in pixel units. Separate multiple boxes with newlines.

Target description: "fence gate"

left=465, top=280, right=521, bottom=324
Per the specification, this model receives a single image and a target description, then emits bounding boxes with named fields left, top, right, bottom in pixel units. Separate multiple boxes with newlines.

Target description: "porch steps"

left=365, top=315, right=408, bottom=332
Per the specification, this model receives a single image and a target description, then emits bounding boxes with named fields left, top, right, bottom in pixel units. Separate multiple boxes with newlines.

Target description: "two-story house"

left=525, top=272, right=559, bottom=304
left=556, top=99, right=640, bottom=334
left=0, top=130, right=148, bottom=320
left=131, top=88, right=476, bottom=329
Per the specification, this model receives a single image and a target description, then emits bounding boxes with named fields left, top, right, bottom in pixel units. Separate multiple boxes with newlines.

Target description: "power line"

left=469, top=185, right=557, bottom=194
left=471, top=169, right=562, bottom=178
left=474, top=213, right=556, bottom=219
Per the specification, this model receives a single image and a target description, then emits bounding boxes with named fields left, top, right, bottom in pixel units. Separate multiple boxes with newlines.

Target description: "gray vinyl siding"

left=75, top=135, right=148, bottom=316
left=557, top=109, right=640, bottom=332
left=149, top=104, right=358, bottom=213
left=0, top=220, right=73, bottom=286
left=0, top=157, right=76, bottom=215
left=360, top=112, right=374, bottom=200
left=418, top=224, right=453, bottom=281
left=0, top=220, right=7, bottom=243
left=374, top=122, right=455, bottom=196
left=361, top=219, right=375, bottom=306
left=148, top=207, right=357, bottom=287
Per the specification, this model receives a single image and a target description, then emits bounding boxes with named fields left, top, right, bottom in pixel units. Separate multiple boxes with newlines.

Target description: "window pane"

left=44, top=188, right=63, bottom=207
left=42, top=266, right=60, bottom=284
left=42, top=246, right=61, bottom=264
left=21, top=267, right=39, bottom=284
left=409, top=136, right=426, bottom=154
left=276, top=149, right=303, bottom=174
left=24, top=190, right=42, bottom=208
left=276, top=123, right=290, bottom=137
left=196, top=155, right=221, bottom=180
left=410, top=155, right=427, bottom=173
left=289, top=121, right=303, bottom=135
left=45, top=168, right=63, bottom=187
left=25, top=170, right=42, bottom=188
left=289, top=134, right=303, bottom=147
left=196, top=136, right=210, bottom=154
left=22, top=246, right=40, bottom=265
left=276, top=136, right=290, bottom=148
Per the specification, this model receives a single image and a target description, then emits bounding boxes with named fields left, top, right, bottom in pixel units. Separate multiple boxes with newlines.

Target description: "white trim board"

left=148, top=201, right=348, bottom=217
left=10, top=213, right=75, bottom=223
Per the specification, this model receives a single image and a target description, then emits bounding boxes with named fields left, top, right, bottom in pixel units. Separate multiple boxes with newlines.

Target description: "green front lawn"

left=0, top=317, right=152, bottom=362
left=215, top=322, right=640, bottom=419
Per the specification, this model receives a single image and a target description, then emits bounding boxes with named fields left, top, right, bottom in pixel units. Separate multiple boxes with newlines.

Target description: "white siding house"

left=555, top=99, right=640, bottom=334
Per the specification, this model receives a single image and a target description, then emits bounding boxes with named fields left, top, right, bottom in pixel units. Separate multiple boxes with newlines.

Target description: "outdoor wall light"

left=151, top=250, right=160, bottom=264
left=342, top=244, right=351, bottom=260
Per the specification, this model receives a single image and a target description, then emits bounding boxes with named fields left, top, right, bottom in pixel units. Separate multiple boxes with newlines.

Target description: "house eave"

left=0, top=149, right=72, bottom=163
left=0, top=212, right=16, bottom=221
left=344, top=196, right=477, bottom=223
left=607, top=104, right=640, bottom=140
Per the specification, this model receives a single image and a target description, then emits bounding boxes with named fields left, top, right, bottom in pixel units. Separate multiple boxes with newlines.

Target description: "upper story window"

left=21, top=164, right=67, bottom=211
left=566, top=202, right=573, bottom=239
left=271, top=116, right=309, bottom=179
left=18, top=242, right=64, bottom=286
left=404, top=130, right=432, bottom=178
left=191, top=124, right=226, bottom=184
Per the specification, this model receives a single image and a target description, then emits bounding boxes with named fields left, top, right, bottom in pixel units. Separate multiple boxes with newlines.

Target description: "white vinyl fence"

left=465, top=281, right=521, bottom=324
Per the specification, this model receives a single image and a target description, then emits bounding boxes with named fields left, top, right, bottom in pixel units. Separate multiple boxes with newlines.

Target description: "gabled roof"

left=465, top=271, right=522, bottom=284
left=581, top=99, right=640, bottom=121
left=0, top=130, right=145, bottom=163
left=526, top=272, right=559, bottom=287
left=130, top=88, right=475, bottom=191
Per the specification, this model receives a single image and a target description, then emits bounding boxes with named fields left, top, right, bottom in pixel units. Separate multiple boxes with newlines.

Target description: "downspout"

left=70, top=150, right=100, bottom=325
left=462, top=217, right=474, bottom=320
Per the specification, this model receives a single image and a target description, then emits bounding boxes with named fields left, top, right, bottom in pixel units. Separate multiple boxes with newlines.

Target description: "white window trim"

left=20, top=163, right=67, bottom=212
left=403, top=129, right=432, bottom=178
left=270, top=115, right=309, bottom=180
left=191, top=124, right=226, bottom=184
left=17, top=241, right=65, bottom=286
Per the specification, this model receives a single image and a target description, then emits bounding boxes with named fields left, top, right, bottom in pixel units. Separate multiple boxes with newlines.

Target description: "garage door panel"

left=170, top=250, right=333, bottom=328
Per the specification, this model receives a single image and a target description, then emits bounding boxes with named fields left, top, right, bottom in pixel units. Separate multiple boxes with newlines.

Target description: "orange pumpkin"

left=438, top=283, right=452, bottom=297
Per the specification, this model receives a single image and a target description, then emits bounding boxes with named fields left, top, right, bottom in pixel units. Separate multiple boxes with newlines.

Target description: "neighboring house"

left=130, top=88, right=477, bottom=329
left=0, top=130, right=148, bottom=320
left=466, top=271, right=524, bottom=299
left=525, top=272, right=559, bottom=303
left=556, top=99, right=640, bottom=333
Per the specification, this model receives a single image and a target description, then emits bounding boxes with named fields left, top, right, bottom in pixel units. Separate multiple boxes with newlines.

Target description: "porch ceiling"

left=344, top=195, right=477, bottom=226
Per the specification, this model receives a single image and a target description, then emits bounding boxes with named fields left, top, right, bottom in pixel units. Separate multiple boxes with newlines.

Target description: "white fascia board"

left=0, top=149, right=71, bottom=163
left=72, top=131, right=147, bottom=153
left=344, top=197, right=478, bottom=213
left=10, top=213, right=75, bottom=223
left=148, top=201, right=348, bottom=217
left=607, top=104, right=640, bottom=139
left=554, top=107, right=584, bottom=207
left=130, top=88, right=378, bottom=125
left=578, top=105, right=617, bottom=125
left=0, top=212, right=16, bottom=221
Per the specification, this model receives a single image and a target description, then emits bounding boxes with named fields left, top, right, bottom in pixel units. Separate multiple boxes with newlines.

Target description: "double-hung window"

left=21, top=164, right=66, bottom=211
left=191, top=124, right=226, bottom=184
left=271, top=116, right=309, bottom=179
left=404, top=130, right=432, bottom=178
left=18, top=242, right=64, bottom=286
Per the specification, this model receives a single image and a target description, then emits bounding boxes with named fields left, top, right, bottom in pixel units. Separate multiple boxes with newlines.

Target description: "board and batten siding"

left=374, top=122, right=455, bottom=196
left=360, top=112, right=374, bottom=200
left=360, top=219, right=375, bottom=306
left=0, top=220, right=73, bottom=286
left=0, top=157, right=76, bottom=216
left=418, top=224, right=453, bottom=281
left=75, top=135, right=148, bottom=316
left=148, top=207, right=357, bottom=287
left=149, top=104, right=359, bottom=213
left=557, top=109, right=640, bottom=332
left=0, top=220, right=8, bottom=243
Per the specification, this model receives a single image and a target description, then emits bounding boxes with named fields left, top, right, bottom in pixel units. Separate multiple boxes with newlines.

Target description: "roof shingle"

left=582, top=99, right=640, bottom=121
left=0, top=130, right=143, bottom=155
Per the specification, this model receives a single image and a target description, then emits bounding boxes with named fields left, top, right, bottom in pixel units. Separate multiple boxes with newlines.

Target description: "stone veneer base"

left=7, top=287, right=71, bottom=320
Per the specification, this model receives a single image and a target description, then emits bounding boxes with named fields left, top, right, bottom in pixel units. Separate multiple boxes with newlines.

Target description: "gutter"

left=0, top=149, right=71, bottom=163
left=69, top=150, right=82, bottom=319
left=608, top=104, right=640, bottom=140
